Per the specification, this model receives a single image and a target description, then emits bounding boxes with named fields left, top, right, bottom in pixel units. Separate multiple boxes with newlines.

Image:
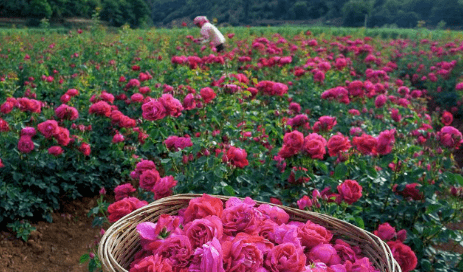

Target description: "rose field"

left=1, top=26, right=463, bottom=271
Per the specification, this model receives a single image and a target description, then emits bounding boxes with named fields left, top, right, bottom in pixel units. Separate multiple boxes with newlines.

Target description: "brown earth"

left=0, top=195, right=102, bottom=272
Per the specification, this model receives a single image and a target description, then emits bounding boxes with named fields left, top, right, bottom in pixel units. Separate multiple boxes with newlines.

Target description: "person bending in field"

left=194, top=16, right=226, bottom=53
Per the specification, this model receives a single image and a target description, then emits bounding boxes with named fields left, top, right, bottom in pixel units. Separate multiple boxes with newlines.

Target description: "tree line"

left=1, top=0, right=463, bottom=29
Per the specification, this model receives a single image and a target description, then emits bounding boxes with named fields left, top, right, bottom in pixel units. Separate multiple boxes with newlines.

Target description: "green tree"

left=342, top=0, right=372, bottom=27
left=29, top=0, right=53, bottom=18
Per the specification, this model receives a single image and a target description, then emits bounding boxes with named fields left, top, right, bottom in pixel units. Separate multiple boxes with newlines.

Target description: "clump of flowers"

left=127, top=194, right=381, bottom=272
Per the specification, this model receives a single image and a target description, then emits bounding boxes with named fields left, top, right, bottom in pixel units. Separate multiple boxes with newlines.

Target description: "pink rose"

left=54, top=127, right=71, bottom=146
left=376, top=129, right=396, bottom=155
left=374, top=94, right=387, bottom=108
left=264, top=243, right=306, bottom=272
left=200, top=87, right=217, bottom=103
left=184, top=215, right=223, bottom=249
left=327, top=133, right=351, bottom=157
left=137, top=214, right=183, bottom=250
left=302, top=133, right=327, bottom=159
left=37, top=120, right=59, bottom=139
left=18, top=136, right=34, bottom=153
left=142, top=99, right=166, bottom=121
left=48, top=146, right=63, bottom=156
left=89, top=101, right=112, bottom=117
left=297, top=196, right=313, bottom=210
left=308, top=244, right=341, bottom=265
left=221, top=203, right=263, bottom=235
left=107, top=197, right=148, bottom=223
left=223, top=233, right=270, bottom=271
left=159, top=94, right=183, bottom=117
left=387, top=241, right=417, bottom=272
left=374, top=222, right=396, bottom=241
left=129, top=254, right=173, bottom=272
left=149, top=235, right=192, bottom=269
left=153, top=175, right=177, bottom=200
left=139, top=169, right=160, bottom=191
left=298, top=221, right=333, bottom=249
left=183, top=194, right=224, bottom=224
left=438, top=126, right=462, bottom=149
left=223, top=146, right=248, bottom=168
left=257, top=204, right=289, bottom=225
left=21, top=127, right=36, bottom=137
left=189, top=238, right=225, bottom=272
left=441, top=111, right=453, bottom=126
left=114, top=183, right=136, bottom=201
left=337, top=179, right=362, bottom=205
left=352, top=134, right=377, bottom=155
left=132, top=160, right=157, bottom=180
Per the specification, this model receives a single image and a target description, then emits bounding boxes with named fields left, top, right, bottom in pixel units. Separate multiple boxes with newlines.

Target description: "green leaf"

left=79, top=254, right=90, bottom=264
left=354, top=217, right=364, bottom=229
left=334, top=163, right=348, bottom=179
left=223, top=185, right=235, bottom=196
left=454, top=174, right=463, bottom=186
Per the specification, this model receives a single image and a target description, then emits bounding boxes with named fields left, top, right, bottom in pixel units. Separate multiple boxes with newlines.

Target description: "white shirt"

left=200, top=22, right=226, bottom=47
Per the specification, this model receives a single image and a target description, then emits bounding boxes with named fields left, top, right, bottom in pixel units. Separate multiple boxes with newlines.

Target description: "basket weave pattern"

left=98, top=194, right=401, bottom=272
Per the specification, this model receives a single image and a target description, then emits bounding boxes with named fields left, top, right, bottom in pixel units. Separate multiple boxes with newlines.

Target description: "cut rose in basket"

left=129, top=194, right=381, bottom=272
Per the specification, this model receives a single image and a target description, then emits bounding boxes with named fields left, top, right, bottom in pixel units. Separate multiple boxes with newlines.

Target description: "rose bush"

left=0, top=27, right=462, bottom=271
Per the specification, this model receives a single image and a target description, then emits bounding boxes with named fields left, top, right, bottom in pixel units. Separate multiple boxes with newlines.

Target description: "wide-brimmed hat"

left=193, top=16, right=209, bottom=25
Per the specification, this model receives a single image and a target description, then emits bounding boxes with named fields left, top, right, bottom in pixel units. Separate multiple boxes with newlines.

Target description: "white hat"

left=193, top=16, right=208, bottom=25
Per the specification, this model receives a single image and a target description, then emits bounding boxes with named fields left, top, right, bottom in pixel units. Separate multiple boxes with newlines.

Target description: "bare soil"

left=0, top=196, right=102, bottom=272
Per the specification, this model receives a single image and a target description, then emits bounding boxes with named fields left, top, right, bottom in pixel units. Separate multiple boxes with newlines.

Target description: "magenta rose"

left=18, top=136, right=34, bottom=153
left=137, top=214, right=183, bottom=250
left=114, top=183, right=136, bottom=201
left=89, top=101, right=112, bottom=117
left=21, top=127, right=36, bottom=137
left=223, top=146, right=249, bottom=168
left=257, top=204, right=289, bottom=225
left=337, top=179, right=362, bottom=205
left=352, top=134, right=377, bottom=155
left=297, top=221, right=333, bottom=249
left=374, top=222, right=396, bottom=241
left=139, top=169, right=160, bottom=191
left=129, top=254, right=173, bottom=272
left=48, top=146, right=63, bottom=156
left=142, top=99, right=166, bottom=121
left=54, top=127, right=71, bottom=146
left=189, top=238, right=224, bottom=272
left=132, top=160, right=157, bottom=180
left=302, top=133, right=327, bottom=159
left=149, top=235, right=192, bottom=269
left=438, top=126, right=463, bottom=149
left=159, top=94, right=183, bottom=117
left=107, top=197, right=148, bottom=223
left=387, top=241, right=417, bottom=272
left=283, top=130, right=304, bottom=150
left=308, top=243, right=341, bottom=265
left=327, top=133, right=351, bottom=156
left=333, top=239, right=358, bottom=263
left=183, top=194, right=224, bottom=224
left=376, top=129, right=396, bottom=155
left=153, top=175, right=178, bottom=200
left=374, top=94, right=387, bottom=108
left=221, top=203, right=263, bottom=235
left=264, top=243, right=306, bottom=272
left=222, top=234, right=268, bottom=271
left=184, top=215, right=223, bottom=249
left=55, top=104, right=79, bottom=120
left=37, top=120, right=59, bottom=139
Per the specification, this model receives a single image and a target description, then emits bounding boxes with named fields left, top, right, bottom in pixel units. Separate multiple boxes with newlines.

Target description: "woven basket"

left=98, top=194, right=401, bottom=272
